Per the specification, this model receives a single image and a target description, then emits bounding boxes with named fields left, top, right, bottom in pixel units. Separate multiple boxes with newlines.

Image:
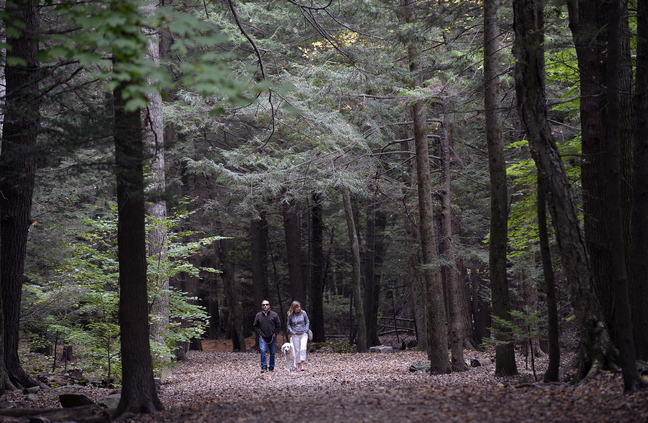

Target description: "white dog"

left=281, top=342, right=296, bottom=371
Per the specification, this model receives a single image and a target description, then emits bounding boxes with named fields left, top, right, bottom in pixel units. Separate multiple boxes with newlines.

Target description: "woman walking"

left=287, top=301, right=310, bottom=371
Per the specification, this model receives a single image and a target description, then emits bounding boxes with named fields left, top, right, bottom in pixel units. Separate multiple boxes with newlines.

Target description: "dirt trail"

left=125, top=347, right=648, bottom=423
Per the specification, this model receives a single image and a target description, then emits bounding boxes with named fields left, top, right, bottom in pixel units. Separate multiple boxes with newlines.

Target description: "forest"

left=0, top=0, right=647, bottom=420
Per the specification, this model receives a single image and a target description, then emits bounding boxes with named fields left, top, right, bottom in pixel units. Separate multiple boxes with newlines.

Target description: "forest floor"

left=5, top=338, right=648, bottom=422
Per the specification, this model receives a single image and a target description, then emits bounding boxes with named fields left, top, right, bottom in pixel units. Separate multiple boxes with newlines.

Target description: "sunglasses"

left=262, top=303, right=270, bottom=306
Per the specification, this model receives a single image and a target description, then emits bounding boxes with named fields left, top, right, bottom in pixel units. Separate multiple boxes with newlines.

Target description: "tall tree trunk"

left=217, top=238, right=246, bottom=352
left=200, top=264, right=220, bottom=339
left=514, top=0, right=616, bottom=383
left=602, top=0, right=645, bottom=392
left=402, top=111, right=427, bottom=351
left=537, top=175, right=560, bottom=382
left=470, top=267, right=491, bottom=344
left=283, top=199, right=306, bottom=303
left=0, top=14, right=4, bottom=138
left=372, top=206, right=386, bottom=346
left=0, top=0, right=40, bottom=390
left=484, top=0, right=517, bottom=377
left=143, top=0, right=169, bottom=359
left=374, top=209, right=386, bottom=343
left=251, top=211, right=269, bottom=313
left=413, top=100, right=449, bottom=373
left=631, top=0, right=648, bottom=362
left=569, top=0, right=616, bottom=342
left=402, top=0, right=450, bottom=374
left=439, top=98, right=467, bottom=371
left=363, top=196, right=384, bottom=347
left=568, top=0, right=634, bottom=355
left=113, top=83, right=163, bottom=417
left=363, top=200, right=376, bottom=346
left=617, top=0, right=633, bottom=261
left=341, top=184, right=368, bottom=352
left=455, top=258, right=476, bottom=349
left=519, top=264, right=544, bottom=358
left=309, top=193, right=325, bottom=342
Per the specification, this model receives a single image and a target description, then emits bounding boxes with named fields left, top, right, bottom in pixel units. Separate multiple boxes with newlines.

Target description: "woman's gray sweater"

left=287, top=311, right=309, bottom=335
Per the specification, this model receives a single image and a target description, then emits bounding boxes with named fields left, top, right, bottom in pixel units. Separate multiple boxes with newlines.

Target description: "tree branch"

left=225, top=0, right=276, bottom=147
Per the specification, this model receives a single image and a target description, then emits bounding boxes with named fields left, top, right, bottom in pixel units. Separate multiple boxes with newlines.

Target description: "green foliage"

left=505, top=137, right=582, bottom=258
left=23, top=209, right=215, bottom=384
left=329, top=340, right=357, bottom=354
left=546, top=47, right=580, bottom=116
left=308, top=339, right=356, bottom=353
left=486, top=307, right=545, bottom=347
left=147, top=209, right=224, bottom=284
left=487, top=307, right=545, bottom=380
left=44, top=0, right=254, bottom=112
left=150, top=287, right=211, bottom=370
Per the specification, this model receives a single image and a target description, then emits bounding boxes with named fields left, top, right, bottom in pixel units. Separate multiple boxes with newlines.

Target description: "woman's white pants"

left=291, top=333, right=308, bottom=364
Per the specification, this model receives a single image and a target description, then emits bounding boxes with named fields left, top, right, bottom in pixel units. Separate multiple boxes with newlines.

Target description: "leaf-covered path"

left=126, top=348, right=648, bottom=423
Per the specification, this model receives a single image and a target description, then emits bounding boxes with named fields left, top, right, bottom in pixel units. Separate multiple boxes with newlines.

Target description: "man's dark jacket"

left=253, top=310, right=281, bottom=338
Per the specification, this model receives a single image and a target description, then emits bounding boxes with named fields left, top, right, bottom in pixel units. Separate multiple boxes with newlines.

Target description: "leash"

left=260, top=335, right=276, bottom=345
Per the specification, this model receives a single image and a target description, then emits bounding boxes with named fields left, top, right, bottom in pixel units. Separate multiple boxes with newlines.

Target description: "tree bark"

left=341, top=184, right=368, bottom=352
left=143, top=0, right=169, bottom=357
left=439, top=98, right=467, bottom=371
left=402, top=110, right=427, bottom=351
left=216, top=238, right=246, bottom=352
left=309, top=193, right=326, bottom=343
left=617, top=0, right=633, bottom=267
left=401, top=0, right=450, bottom=374
left=602, top=0, right=646, bottom=391
left=484, top=0, right=517, bottom=377
left=631, top=0, right=648, bottom=362
left=363, top=197, right=384, bottom=347
left=537, top=175, right=560, bottom=382
left=568, top=0, right=616, bottom=342
left=568, top=1, right=634, bottom=354
left=112, top=83, right=163, bottom=417
left=250, top=211, right=269, bottom=312
left=283, top=199, right=306, bottom=304
left=470, top=267, right=491, bottom=344
left=413, top=101, right=449, bottom=373
left=519, top=264, right=544, bottom=358
left=0, top=0, right=40, bottom=390
left=514, top=0, right=616, bottom=383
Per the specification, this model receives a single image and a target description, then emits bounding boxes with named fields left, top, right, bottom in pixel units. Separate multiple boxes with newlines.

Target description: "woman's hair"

left=288, top=301, right=301, bottom=317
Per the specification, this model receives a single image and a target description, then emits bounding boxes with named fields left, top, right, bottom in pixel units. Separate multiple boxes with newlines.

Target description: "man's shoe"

left=268, top=367, right=274, bottom=372
left=261, top=367, right=267, bottom=373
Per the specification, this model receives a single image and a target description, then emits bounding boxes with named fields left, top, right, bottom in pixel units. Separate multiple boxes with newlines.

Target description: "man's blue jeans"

left=259, top=336, right=276, bottom=369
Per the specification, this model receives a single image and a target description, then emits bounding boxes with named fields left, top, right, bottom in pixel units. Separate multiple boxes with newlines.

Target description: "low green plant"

left=23, top=209, right=214, bottom=385
left=330, top=340, right=357, bottom=353
left=487, top=306, right=545, bottom=381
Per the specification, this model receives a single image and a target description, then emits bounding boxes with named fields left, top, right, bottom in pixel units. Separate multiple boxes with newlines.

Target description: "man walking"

left=253, top=300, right=281, bottom=372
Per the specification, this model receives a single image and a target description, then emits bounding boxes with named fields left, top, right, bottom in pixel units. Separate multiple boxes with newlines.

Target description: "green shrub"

left=23, top=210, right=214, bottom=385
left=330, top=340, right=356, bottom=353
